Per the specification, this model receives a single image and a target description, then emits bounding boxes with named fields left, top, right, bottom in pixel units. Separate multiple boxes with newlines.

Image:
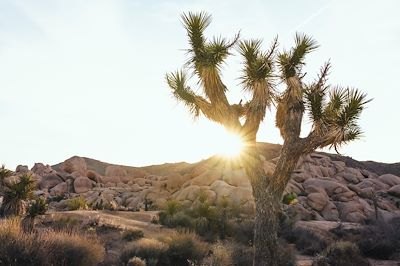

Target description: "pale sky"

left=1, top=0, right=399, bottom=169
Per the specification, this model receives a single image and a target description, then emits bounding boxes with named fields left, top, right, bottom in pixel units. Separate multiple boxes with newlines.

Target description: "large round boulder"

left=39, top=174, right=63, bottom=190
left=73, top=176, right=93, bottom=193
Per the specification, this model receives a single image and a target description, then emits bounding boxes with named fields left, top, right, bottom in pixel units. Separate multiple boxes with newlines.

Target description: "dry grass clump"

left=0, top=217, right=104, bottom=266
left=122, top=228, right=144, bottom=241
left=163, top=231, right=209, bottom=265
left=313, top=241, right=370, bottom=266
left=127, top=256, right=147, bottom=266
left=67, top=196, right=88, bottom=210
left=120, top=231, right=209, bottom=266
left=201, top=242, right=232, bottom=266
left=120, top=238, right=168, bottom=266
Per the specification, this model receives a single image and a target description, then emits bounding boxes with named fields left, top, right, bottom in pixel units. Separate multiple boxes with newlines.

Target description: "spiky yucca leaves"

left=22, top=197, right=48, bottom=233
left=166, top=70, right=200, bottom=117
left=1, top=173, right=35, bottom=217
left=167, top=12, right=277, bottom=138
left=0, top=165, right=13, bottom=186
left=278, top=33, right=319, bottom=80
left=238, top=38, right=278, bottom=138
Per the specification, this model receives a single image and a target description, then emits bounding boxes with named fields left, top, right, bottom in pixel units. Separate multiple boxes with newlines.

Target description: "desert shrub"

left=165, top=200, right=181, bottom=216
left=229, top=218, right=254, bottom=245
left=231, top=244, right=253, bottom=266
left=358, top=216, right=400, bottom=259
left=123, top=229, right=144, bottom=241
left=292, top=227, right=326, bottom=255
left=0, top=217, right=104, bottom=266
left=67, top=196, right=88, bottom=210
left=164, top=231, right=209, bottom=266
left=127, top=256, right=147, bottom=266
left=205, top=242, right=232, bottom=266
left=276, top=240, right=297, bottom=266
left=282, top=192, right=297, bottom=205
left=278, top=206, right=298, bottom=242
left=120, top=238, right=168, bottom=266
left=0, top=218, right=46, bottom=266
left=230, top=241, right=295, bottom=266
left=313, top=241, right=369, bottom=266
left=45, top=230, right=105, bottom=266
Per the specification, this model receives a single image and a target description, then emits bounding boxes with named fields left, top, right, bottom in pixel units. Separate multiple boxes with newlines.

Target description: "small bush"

left=51, top=216, right=81, bottom=232
left=164, top=231, right=209, bottom=266
left=229, top=218, right=254, bottom=245
left=231, top=244, right=253, bottom=266
left=67, top=196, right=88, bottom=210
left=313, top=241, right=370, bottom=266
left=165, top=200, right=181, bottom=216
left=123, top=229, right=144, bottom=241
left=127, top=256, right=146, bottom=266
left=120, top=238, right=167, bottom=266
left=358, top=216, right=400, bottom=259
left=293, top=227, right=326, bottom=255
left=230, top=241, right=296, bottom=266
left=46, top=230, right=105, bottom=266
left=206, top=242, right=232, bottom=266
left=282, top=193, right=297, bottom=205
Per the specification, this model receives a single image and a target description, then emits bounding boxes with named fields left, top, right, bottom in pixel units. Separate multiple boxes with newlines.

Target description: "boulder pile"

left=6, top=151, right=400, bottom=224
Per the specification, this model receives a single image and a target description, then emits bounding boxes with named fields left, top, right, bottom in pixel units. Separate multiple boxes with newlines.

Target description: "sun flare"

left=216, top=132, right=245, bottom=158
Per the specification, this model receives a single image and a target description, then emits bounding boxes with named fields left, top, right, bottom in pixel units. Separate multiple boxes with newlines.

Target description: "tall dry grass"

left=0, top=217, right=104, bottom=266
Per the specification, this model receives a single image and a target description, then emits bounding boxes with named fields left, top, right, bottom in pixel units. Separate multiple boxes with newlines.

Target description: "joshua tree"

left=0, top=164, right=13, bottom=190
left=1, top=173, right=36, bottom=217
left=22, top=197, right=48, bottom=233
left=166, top=12, right=370, bottom=265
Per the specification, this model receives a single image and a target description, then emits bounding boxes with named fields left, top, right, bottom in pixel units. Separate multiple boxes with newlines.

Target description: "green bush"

left=67, top=196, right=88, bottom=210
left=123, top=229, right=144, bottom=241
left=282, top=193, right=297, bottom=205
left=313, top=241, right=370, bottom=266
left=0, top=217, right=104, bottom=266
left=120, top=238, right=167, bottom=266
left=164, top=232, right=208, bottom=266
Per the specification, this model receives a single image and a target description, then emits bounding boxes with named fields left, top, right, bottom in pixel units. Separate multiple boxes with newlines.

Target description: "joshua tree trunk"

left=245, top=141, right=304, bottom=266
left=252, top=186, right=280, bottom=266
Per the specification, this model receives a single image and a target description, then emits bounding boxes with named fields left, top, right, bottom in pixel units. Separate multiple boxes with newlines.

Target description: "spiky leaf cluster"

left=26, top=197, right=48, bottom=218
left=278, top=33, right=318, bottom=79
left=4, top=173, right=35, bottom=201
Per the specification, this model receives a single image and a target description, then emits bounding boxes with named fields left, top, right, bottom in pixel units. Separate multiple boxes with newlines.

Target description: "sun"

left=216, top=131, right=245, bottom=158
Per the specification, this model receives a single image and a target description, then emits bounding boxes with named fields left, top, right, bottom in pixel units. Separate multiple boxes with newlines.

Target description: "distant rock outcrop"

left=5, top=142, right=397, bottom=224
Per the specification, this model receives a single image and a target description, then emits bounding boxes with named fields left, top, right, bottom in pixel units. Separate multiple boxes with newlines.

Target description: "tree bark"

left=252, top=185, right=281, bottom=266
left=243, top=144, right=280, bottom=266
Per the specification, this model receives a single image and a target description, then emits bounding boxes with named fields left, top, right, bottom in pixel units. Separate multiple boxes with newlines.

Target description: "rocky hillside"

left=5, top=142, right=400, bottom=224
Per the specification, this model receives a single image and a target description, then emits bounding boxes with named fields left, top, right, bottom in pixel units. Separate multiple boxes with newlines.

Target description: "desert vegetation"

left=0, top=217, right=104, bottom=266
